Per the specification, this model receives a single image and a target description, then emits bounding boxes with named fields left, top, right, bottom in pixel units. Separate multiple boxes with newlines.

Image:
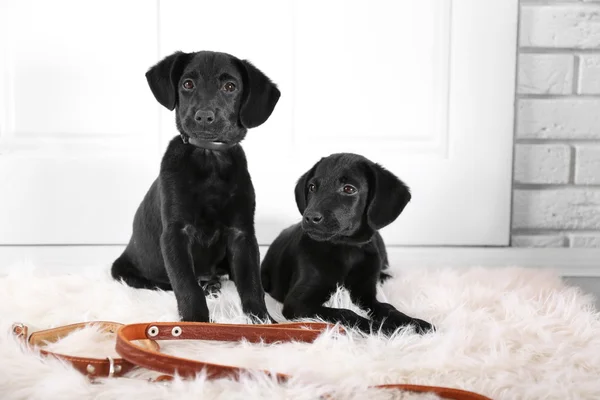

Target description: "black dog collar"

left=181, top=134, right=237, bottom=151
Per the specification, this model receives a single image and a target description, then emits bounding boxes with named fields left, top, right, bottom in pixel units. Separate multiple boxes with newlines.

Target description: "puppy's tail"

left=111, top=254, right=172, bottom=291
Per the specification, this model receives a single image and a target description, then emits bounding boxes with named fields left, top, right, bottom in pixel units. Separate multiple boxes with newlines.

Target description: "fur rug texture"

left=1, top=263, right=599, bottom=400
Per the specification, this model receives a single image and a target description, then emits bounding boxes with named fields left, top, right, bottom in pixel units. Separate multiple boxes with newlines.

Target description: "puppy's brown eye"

left=182, top=79, right=194, bottom=90
left=343, top=185, right=357, bottom=194
left=223, top=82, right=236, bottom=92
left=308, top=184, right=316, bottom=192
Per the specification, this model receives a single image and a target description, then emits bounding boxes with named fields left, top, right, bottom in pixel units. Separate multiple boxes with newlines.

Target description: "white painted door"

left=0, top=0, right=518, bottom=247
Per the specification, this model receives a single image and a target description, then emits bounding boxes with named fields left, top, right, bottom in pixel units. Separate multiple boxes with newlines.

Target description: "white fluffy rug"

left=1, top=264, right=599, bottom=400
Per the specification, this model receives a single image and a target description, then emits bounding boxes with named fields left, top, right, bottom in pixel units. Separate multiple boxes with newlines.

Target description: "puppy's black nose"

left=194, top=109, right=215, bottom=124
left=304, top=212, right=323, bottom=225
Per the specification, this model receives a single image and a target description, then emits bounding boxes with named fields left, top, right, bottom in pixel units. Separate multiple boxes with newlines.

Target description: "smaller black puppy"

left=261, top=153, right=433, bottom=334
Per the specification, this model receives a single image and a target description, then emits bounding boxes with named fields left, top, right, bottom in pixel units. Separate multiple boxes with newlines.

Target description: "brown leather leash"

left=12, top=321, right=492, bottom=400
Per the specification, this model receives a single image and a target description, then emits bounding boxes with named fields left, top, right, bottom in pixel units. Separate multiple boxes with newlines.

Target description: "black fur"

left=261, top=153, right=434, bottom=335
left=112, top=51, right=280, bottom=323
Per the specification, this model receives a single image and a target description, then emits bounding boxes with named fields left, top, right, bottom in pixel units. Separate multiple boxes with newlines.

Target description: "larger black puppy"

left=112, top=51, right=280, bottom=323
left=261, top=153, right=433, bottom=334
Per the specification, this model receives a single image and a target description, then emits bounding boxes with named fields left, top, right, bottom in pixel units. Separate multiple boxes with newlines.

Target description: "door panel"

left=293, top=0, right=449, bottom=148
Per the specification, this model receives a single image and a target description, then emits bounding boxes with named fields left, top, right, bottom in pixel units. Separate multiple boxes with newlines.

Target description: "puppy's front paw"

left=379, top=315, right=435, bottom=335
left=243, top=302, right=275, bottom=324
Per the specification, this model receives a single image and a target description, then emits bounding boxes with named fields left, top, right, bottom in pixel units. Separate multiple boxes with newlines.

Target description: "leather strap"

left=115, top=321, right=493, bottom=400
left=115, top=321, right=337, bottom=380
left=12, top=321, right=159, bottom=379
left=13, top=320, right=492, bottom=399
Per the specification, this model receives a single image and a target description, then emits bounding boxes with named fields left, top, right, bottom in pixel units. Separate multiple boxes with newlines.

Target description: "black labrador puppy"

left=261, top=153, right=434, bottom=334
left=112, top=51, right=280, bottom=323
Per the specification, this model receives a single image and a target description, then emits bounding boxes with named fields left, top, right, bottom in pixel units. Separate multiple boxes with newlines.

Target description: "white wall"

left=513, top=1, right=600, bottom=248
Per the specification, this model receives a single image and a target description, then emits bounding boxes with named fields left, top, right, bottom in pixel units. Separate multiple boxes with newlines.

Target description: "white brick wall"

left=512, top=234, right=566, bottom=247
left=579, top=55, right=600, bottom=94
left=514, top=144, right=571, bottom=184
left=517, top=99, right=600, bottom=139
left=570, top=234, right=600, bottom=248
left=513, top=189, right=600, bottom=230
left=513, top=1, right=600, bottom=248
left=575, top=146, right=600, bottom=184
left=518, top=54, right=574, bottom=94
left=520, top=5, right=600, bottom=48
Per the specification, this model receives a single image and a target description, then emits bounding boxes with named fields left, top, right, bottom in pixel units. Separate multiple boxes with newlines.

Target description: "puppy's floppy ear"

left=239, top=60, right=281, bottom=129
left=145, top=51, right=192, bottom=111
left=294, top=161, right=320, bottom=215
left=365, top=162, right=411, bottom=230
